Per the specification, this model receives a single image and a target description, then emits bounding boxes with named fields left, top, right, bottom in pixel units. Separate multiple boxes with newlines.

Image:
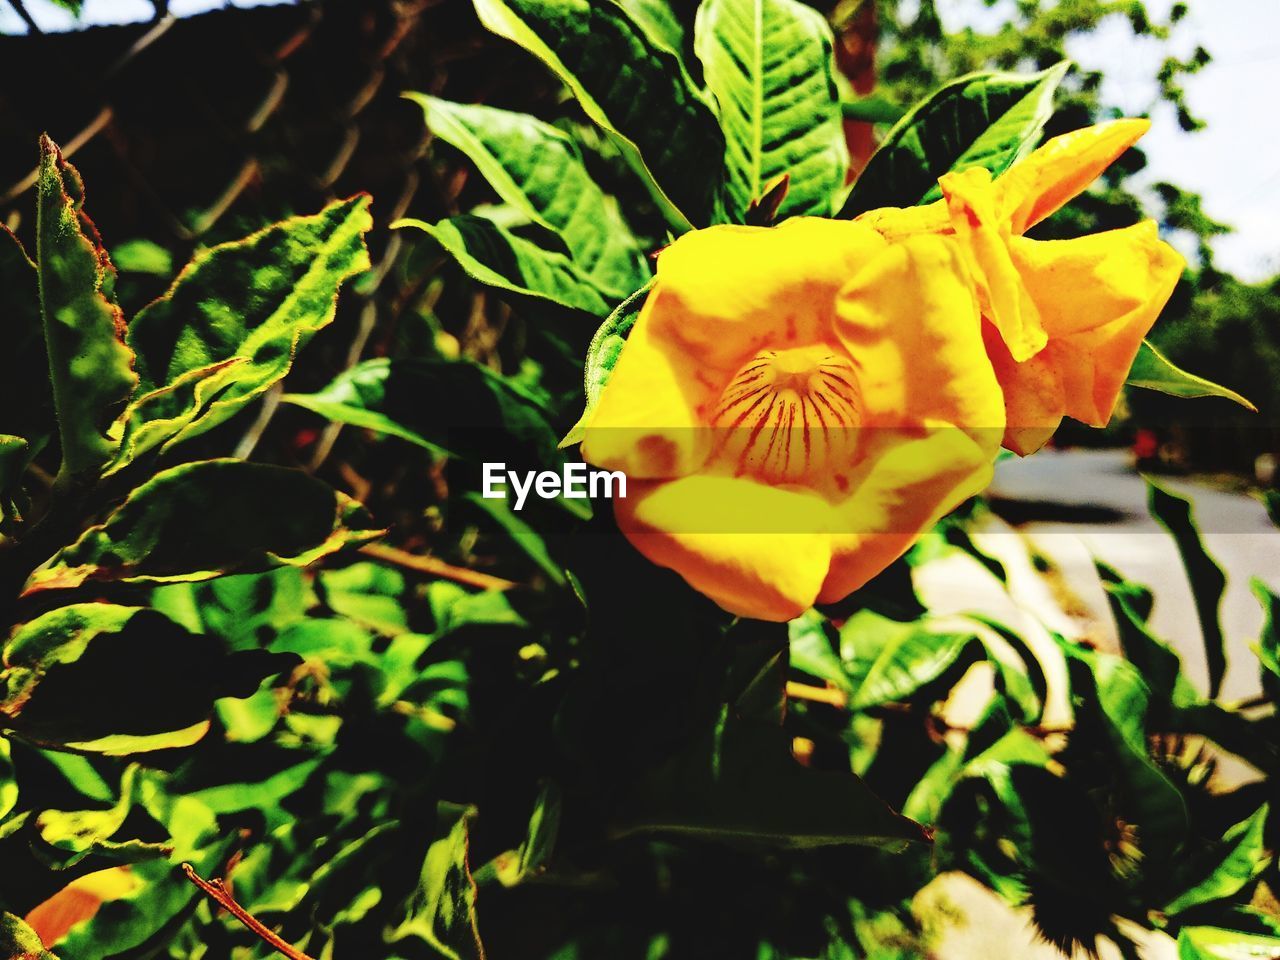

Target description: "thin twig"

left=785, top=681, right=848, bottom=709
left=360, top=542, right=517, bottom=591
left=5, top=0, right=42, bottom=34
left=234, top=382, right=283, bottom=460
left=182, top=863, right=316, bottom=960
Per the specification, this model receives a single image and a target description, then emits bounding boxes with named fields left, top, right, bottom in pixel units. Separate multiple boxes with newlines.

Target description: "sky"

left=2, top=0, right=1277, bottom=281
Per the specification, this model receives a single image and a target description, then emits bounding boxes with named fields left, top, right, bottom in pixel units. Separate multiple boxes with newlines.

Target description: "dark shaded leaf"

left=0, top=603, right=296, bottom=754
left=398, top=215, right=620, bottom=317
left=24, top=460, right=381, bottom=594
left=0, top=226, right=53, bottom=448
left=388, top=804, right=485, bottom=960
left=838, top=63, right=1068, bottom=218
left=615, top=715, right=926, bottom=850
left=1147, top=480, right=1227, bottom=698
left=283, top=358, right=562, bottom=470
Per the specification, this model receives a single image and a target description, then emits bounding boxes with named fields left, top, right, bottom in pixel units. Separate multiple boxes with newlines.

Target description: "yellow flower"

left=581, top=218, right=1005, bottom=621
left=858, top=119, right=1186, bottom=454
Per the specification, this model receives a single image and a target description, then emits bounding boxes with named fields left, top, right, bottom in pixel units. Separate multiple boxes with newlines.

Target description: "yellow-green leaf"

left=1127, top=339, right=1256, bottom=410
left=35, top=136, right=138, bottom=482
left=694, top=0, right=849, bottom=220
left=113, top=195, right=373, bottom=470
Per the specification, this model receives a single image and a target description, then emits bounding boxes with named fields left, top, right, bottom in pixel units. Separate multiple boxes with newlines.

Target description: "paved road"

left=987, top=448, right=1279, bottom=702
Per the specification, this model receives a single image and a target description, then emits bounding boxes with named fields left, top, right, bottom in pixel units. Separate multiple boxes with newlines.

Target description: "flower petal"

left=983, top=321, right=1065, bottom=456
left=651, top=218, right=888, bottom=370
left=582, top=296, right=713, bottom=478
left=614, top=475, right=835, bottom=621
left=818, top=429, right=994, bottom=602
left=997, top=119, right=1151, bottom=234
left=939, top=167, right=1047, bottom=362
left=834, top=234, right=1005, bottom=453
left=1010, top=221, right=1184, bottom=425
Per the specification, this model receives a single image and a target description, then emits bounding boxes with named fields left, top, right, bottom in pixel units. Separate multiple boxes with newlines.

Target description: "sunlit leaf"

left=1127, top=340, right=1255, bottom=411
left=114, top=195, right=373, bottom=469
left=406, top=94, right=648, bottom=300
left=1252, top=578, right=1280, bottom=705
left=35, top=137, right=138, bottom=481
left=24, top=460, right=382, bottom=594
left=694, top=0, right=848, bottom=220
left=1177, top=924, right=1280, bottom=960
left=472, top=0, right=723, bottom=230
left=34, top=765, right=170, bottom=869
left=0, top=911, right=59, bottom=959
left=1165, top=804, right=1271, bottom=916
left=398, top=215, right=620, bottom=316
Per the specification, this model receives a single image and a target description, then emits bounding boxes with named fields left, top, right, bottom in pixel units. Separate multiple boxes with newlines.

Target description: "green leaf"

left=840, top=94, right=906, bottom=125
left=1127, top=340, right=1256, bottom=410
left=480, top=780, right=563, bottom=887
left=1147, top=479, right=1228, bottom=698
left=110, top=239, right=173, bottom=276
left=398, top=215, right=620, bottom=317
left=1253, top=578, right=1280, bottom=705
left=838, top=62, right=1069, bottom=218
left=283, top=358, right=563, bottom=469
left=851, top=624, right=974, bottom=710
left=0, top=225, right=53, bottom=449
left=34, top=764, right=170, bottom=868
left=115, top=195, right=372, bottom=469
left=1104, top=576, right=1197, bottom=709
left=53, top=780, right=229, bottom=960
left=1165, top=804, right=1271, bottom=916
left=406, top=93, right=648, bottom=300
left=388, top=804, right=485, bottom=960
left=466, top=493, right=568, bottom=586
left=787, top=609, right=852, bottom=692
left=471, top=0, right=724, bottom=230
left=1178, top=925, right=1280, bottom=960
left=1065, top=646, right=1189, bottom=862
left=319, top=562, right=410, bottom=635
left=0, top=436, right=30, bottom=531
left=614, top=715, right=927, bottom=849
left=559, top=278, right=651, bottom=447
left=0, top=912, right=59, bottom=960
left=153, top=567, right=314, bottom=651
left=0, top=604, right=294, bottom=754
left=35, top=136, right=138, bottom=481
left=693, top=0, right=848, bottom=220
left=23, top=460, right=382, bottom=595
left=0, top=738, right=15, bottom=823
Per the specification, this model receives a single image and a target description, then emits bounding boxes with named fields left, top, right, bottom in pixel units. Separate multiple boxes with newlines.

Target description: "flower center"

left=711, top=345, right=864, bottom=486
